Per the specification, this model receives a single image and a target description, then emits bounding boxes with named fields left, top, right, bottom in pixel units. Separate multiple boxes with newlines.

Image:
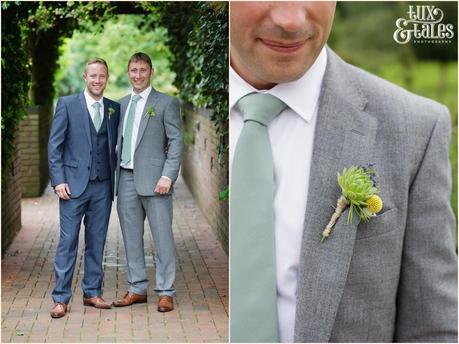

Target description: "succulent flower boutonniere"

left=147, top=106, right=156, bottom=117
left=321, top=164, right=383, bottom=242
left=108, top=107, right=115, bottom=119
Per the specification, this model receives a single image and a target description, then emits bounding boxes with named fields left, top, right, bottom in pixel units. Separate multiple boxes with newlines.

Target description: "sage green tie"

left=92, top=102, right=102, bottom=132
left=230, top=93, right=286, bottom=343
left=121, top=94, right=140, bottom=164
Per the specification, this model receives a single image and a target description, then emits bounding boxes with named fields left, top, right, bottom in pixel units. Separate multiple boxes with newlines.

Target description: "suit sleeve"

left=394, top=107, right=458, bottom=342
left=48, top=98, right=68, bottom=187
left=162, top=97, right=184, bottom=182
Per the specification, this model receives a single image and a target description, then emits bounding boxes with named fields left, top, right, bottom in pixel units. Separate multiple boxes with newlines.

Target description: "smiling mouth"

left=259, top=38, right=308, bottom=53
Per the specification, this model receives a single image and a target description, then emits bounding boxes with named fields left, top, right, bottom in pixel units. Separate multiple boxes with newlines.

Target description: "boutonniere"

left=147, top=106, right=156, bottom=117
left=321, top=163, right=383, bottom=242
left=108, top=107, right=115, bottom=119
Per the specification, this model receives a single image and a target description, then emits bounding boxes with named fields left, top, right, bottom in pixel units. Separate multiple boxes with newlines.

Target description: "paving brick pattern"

left=1, top=177, right=228, bottom=343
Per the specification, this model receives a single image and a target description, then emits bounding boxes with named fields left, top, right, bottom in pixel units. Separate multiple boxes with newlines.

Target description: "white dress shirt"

left=121, top=86, right=152, bottom=170
left=229, top=47, right=327, bottom=343
left=84, top=89, right=104, bottom=127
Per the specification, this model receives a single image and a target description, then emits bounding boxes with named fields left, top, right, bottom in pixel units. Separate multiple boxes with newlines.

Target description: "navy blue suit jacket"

left=48, top=92, right=120, bottom=200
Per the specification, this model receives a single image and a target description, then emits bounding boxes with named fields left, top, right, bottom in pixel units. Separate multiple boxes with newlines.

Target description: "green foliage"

left=330, top=2, right=409, bottom=72
left=55, top=15, right=175, bottom=100
left=28, top=2, right=115, bottom=105
left=1, top=2, right=31, bottom=187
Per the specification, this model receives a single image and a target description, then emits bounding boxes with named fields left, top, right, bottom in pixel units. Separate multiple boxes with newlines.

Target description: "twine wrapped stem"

left=321, top=195, right=350, bottom=242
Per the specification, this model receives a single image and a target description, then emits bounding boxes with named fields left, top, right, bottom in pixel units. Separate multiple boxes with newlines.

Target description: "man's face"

left=83, top=63, right=108, bottom=100
left=128, top=61, right=153, bottom=93
left=230, top=1, right=336, bottom=89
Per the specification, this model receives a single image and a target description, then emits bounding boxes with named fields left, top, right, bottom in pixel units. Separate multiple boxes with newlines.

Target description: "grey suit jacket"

left=115, top=87, right=183, bottom=196
left=293, top=48, right=457, bottom=342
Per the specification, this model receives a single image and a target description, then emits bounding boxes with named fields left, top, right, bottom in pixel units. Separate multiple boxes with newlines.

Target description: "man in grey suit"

left=113, top=52, right=183, bottom=312
left=230, top=2, right=457, bottom=342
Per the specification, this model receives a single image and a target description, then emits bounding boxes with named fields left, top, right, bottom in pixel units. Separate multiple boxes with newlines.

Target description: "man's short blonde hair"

left=84, top=58, right=109, bottom=75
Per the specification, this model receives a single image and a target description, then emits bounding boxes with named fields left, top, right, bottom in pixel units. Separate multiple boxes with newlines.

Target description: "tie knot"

left=131, top=94, right=141, bottom=103
left=237, top=93, right=286, bottom=126
left=92, top=102, right=101, bottom=110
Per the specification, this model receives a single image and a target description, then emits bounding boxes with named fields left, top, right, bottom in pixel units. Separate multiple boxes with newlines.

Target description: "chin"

left=261, top=68, right=305, bottom=84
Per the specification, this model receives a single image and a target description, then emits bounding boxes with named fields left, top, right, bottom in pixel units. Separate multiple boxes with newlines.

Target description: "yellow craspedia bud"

left=366, top=195, right=383, bottom=214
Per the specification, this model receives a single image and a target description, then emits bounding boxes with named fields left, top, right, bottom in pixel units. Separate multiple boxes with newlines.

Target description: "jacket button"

left=88, top=167, right=90, bottom=170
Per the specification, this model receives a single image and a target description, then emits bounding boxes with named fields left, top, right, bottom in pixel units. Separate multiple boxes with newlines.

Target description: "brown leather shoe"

left=50, top=302, right=67, bottom=318
left=157, top=295, right=174, bottom=312
left=83, top=296, right=112, bottom=309
left=112, top=292, right=147, bottom=307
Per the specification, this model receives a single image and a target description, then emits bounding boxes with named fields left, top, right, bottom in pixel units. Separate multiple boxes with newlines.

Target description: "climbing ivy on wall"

left=1, top=2, right=32, bottom=187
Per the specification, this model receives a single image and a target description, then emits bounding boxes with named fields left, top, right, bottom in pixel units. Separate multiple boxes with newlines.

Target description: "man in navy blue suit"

left=48, top=58, right=120, bottom=318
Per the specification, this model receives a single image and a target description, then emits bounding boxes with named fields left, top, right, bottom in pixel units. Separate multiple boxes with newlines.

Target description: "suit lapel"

left=78, top=92, right=92, bottom=147
left=293, top=49, right=377, bottom=342
left=135, top=87, right=159, bottom=150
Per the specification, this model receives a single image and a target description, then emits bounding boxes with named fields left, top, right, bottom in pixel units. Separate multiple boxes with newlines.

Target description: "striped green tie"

left=230, top=93, right=286, bottom=342
left=121, top=94, right=140, bottom=164
left=92, top=102, right=102, bottom=132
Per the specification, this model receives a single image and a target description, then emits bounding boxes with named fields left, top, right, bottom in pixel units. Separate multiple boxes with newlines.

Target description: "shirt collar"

left=229, top=46, right=327, bottom=123
left=84, top=89, right=104, bottom=107
left=131, top=85, right=152, bottom=101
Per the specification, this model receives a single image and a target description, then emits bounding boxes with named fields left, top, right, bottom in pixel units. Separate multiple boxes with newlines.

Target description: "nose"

left=270, top=3, right=307, bottom=33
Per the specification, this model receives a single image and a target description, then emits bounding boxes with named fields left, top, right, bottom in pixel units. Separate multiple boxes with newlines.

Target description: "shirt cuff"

left=161, top=175, right=172, bottom=182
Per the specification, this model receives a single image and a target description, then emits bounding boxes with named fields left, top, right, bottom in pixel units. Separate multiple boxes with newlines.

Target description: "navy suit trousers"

left=52, top=179, right=111, bottom=304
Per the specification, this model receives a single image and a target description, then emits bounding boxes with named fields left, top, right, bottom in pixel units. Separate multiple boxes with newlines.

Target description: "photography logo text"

left=393, top=5, right=454, bottom=44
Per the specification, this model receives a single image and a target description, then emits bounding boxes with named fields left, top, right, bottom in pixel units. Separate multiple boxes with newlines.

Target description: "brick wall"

left=1, top=144, right=22, bottom=254
left=181, top=104, right=229, bottom=253
left=18, top=105, right=52, bottom=197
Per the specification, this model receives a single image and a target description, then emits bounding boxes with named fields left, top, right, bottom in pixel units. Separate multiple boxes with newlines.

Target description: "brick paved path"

left=1, top=177, right=228, bottom=343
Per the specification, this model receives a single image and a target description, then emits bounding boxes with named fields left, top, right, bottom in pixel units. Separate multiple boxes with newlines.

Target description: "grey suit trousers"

left=117, top=169, right=176, bottom=296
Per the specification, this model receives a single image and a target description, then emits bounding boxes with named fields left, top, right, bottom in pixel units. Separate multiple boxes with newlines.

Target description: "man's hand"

left=154, top=176, right=172, bottom=194
left=55, top=183, right=71, bottom=200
